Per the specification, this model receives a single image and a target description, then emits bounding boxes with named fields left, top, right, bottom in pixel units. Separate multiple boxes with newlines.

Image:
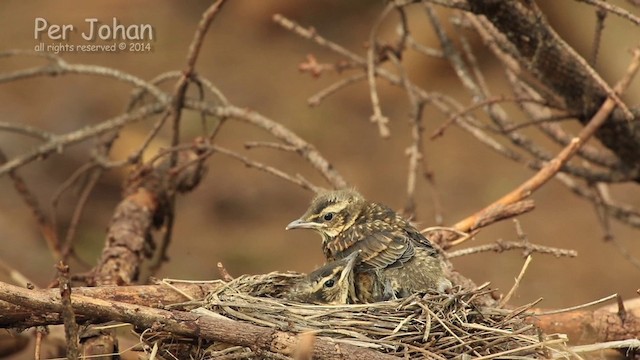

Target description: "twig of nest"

left=148, top=272, right=568, bottom=359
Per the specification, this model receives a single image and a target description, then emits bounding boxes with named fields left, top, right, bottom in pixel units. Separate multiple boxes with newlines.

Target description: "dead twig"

left=446, top=240, right=578, bottom=259
left=217, top=262, right=234, bottom=282
left=0, top=103, right=168, bottom=177
left=454, top=47, right=640, bottom=233
left=213, top=145, right=320, bottom=193
left=185, top=101, right=347, bottom=189
left=499, top=255, right=532, bottom=307
left=0, top=281, right=398, bottom=360
left=153, top=0, right=229, bottom=285
left=56, top=262, right=79, bottom=360
left=0, top=148, right=60, bottom=261
left=366, top=3, right=394, bottom=138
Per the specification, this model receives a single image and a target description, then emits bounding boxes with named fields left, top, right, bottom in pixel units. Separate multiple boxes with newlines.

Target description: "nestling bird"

left=286, top=189, right=451, bottom=302
left=284, top=251, right=359, bottom=305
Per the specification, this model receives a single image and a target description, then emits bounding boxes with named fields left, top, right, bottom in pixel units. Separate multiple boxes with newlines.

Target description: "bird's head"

left=286, top=251, right=359, bottom=304
left=286, top=189, right=365, bottom=240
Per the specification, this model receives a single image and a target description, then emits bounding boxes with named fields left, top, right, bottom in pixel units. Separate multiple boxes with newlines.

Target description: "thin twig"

left=151, top=0, right=229, bottom=279
left=446, top=240, right=578, bottom=259
left=213, top=145, right=320, bottom=192
left=185, top=101, right=347, bottom=189
left=0, top=148, right=60, bottom=260
left=507, top=64, right=622, bottom=169
left=57, top=262, right=79, bottom=360
left=0, top=103, right=168, bottom=176
left=591, top=182, right=615, bottom=241
left=563, top=339, right=640, bottom=356
left=217, top=262, right=234, bottom=282
left=534, top=293, right=618, bottom=316
left=366, top=3, right=394, bottom=138
left=454, top=47, right=640, bottom=233
left=436, top=9, right=634, bottom=183
left=556, top=172, right=640, bottom=228
left=0, top=121, right=56, bottom=141
left=60, top=167, right=102, bottom=262
left=499, top=255, right=532, bottom=307
left=385, top=51, right=436, bottom=221
left=608, top=237, right=640, bottom=270
left=244, top=141, right=300, bottom=153
left=0, top=50, right=168, bottom=101
left=34, top=328, right=45, bottom=360
left=307, top=73, right=366, bottom=107
left=590, top=7, right=607, bottom=66
left=0, top=258, right=33, bottom=288
left=431, top=96, right=562, bottom=140
left=168, top=0, right=228, bottom=159
left=575, top=0, right=640, bottom=25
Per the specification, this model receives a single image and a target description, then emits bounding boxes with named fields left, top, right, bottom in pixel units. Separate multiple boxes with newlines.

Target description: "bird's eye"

left=324, top=279, right=335, bottom=288
left=323, top=212, right=334, bottom=221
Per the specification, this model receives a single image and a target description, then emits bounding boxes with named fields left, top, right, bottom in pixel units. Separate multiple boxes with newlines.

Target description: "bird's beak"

left=285, top=218, right=322, bottom=230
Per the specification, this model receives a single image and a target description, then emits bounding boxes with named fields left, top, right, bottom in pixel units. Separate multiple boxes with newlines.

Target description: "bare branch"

left=575, top=0, right=640, bottom=25
left=185, top=101, right=348, bottom=189
left=213, top=146, right=321, bottom=193
left=447, top=240, right=578, bottom=259
left=56, top=262, right=79, bottom=360
left=454, top=47, right=640, bottom=233
left=366, top=3, right=394, bottom=138
left=0, top=103, right=168, bottom=177
left=0, top=148, right=60, bottom=260
left=0, top=281, right=398, bottom=360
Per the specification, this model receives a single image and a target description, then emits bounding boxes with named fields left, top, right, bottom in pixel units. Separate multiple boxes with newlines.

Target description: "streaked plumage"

left=287, top=189, right=451, bottom=302
left=284, top=251, right=358, bottom=304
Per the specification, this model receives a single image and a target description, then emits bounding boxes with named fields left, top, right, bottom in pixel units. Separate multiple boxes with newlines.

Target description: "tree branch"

left=0, top=281, right=397, bottom=360
left=467, top=0, right=640, bottom=174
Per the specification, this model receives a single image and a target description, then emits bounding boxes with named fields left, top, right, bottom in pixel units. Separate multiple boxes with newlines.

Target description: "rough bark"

left=0, top=282, right=219, bottom=328
left=529, top=308, right=640, bottom=345
left=0, top=282, right=396, bottom=360
left=467, top=0, right=640, bottom=175
left=1, top=281, right=639, bottom=347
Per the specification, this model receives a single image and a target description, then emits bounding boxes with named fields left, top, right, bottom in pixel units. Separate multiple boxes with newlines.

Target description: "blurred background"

left=0, top=0, right=639, bottom=322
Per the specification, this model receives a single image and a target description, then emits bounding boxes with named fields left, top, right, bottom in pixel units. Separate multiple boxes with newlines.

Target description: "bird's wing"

left=406, top=227, right=437, bottom=255
left=328, top=222, right=415, bottom=269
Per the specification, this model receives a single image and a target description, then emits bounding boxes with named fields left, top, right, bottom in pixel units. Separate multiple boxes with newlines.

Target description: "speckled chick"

left=285, top=251, right=358, bottom=305
left=287, top=189, right=451, bottom=302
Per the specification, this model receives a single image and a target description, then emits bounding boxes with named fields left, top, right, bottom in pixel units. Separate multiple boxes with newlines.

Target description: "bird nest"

left=143, top=272, right=568, bottom=359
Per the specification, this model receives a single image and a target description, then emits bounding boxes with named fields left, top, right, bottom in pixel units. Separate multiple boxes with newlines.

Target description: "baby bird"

left=286, top=189, right=451, bottom=302
left=285, top=251, right=359, bottom=305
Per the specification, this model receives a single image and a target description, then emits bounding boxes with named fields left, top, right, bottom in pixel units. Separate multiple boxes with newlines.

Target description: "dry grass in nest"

left=142, top=272, right=569, bottom=359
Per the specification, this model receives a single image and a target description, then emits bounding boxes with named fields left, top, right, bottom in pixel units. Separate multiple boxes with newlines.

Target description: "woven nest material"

left=146, top=272, right=568, bottom=359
